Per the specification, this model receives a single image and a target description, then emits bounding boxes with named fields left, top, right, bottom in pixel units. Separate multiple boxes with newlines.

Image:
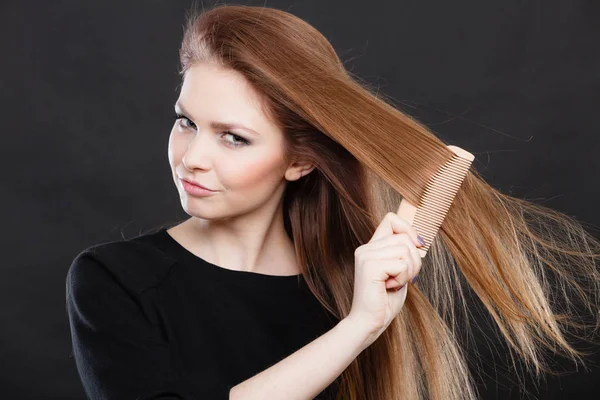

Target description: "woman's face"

left=168, top=62, right=295, bottom=219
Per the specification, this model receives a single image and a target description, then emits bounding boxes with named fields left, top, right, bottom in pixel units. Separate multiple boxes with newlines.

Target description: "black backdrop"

left=2, top=0, right=599, bottom=398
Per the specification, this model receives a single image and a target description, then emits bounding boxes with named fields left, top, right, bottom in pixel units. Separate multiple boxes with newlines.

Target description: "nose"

left=181, top=131, right=215, bottom=171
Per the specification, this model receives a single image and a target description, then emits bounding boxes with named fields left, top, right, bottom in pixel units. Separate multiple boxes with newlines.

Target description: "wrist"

left=339, top=315, right=377, bottom=351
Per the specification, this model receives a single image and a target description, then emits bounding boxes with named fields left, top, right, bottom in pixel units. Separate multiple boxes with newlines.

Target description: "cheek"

left=167, top=129, right=187, bottom=168
left=220, top=153, right=285, bottom=189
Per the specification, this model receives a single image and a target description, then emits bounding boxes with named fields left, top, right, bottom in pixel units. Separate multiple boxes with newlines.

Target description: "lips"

left=180, top=178, right=215, bottom=192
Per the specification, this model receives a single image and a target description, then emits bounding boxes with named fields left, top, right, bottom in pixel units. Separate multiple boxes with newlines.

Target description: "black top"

left=65, top=227, right=340, bottom=400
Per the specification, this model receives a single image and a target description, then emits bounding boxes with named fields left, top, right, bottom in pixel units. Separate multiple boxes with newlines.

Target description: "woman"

left=66, top=3, right=600, bottom=399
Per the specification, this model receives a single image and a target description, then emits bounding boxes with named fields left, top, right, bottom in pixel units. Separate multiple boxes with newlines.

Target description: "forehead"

left=178, top=63, right=273, bottom=131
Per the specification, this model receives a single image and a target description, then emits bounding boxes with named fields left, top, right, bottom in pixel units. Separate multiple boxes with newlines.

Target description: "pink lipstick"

left=180, top=179, right=217, bottom=197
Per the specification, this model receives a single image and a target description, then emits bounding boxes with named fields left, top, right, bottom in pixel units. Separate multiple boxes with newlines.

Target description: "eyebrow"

left=174, top=102, right=260, bottom=137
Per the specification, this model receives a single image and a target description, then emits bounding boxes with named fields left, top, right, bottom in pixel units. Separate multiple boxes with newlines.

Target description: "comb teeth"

left=414, top=145, right=474, bottom=253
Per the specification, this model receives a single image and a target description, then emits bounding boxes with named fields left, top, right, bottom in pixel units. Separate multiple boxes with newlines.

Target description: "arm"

left=229, top=316, right=370, bottom=400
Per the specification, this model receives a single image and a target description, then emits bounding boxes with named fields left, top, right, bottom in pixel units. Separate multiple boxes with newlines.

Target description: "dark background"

left=1, top=0, right=598, bottom=398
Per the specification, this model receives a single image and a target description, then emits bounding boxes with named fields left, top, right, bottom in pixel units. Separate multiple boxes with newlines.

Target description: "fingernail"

left=416, top=235, right=426, bottom=246
left=411, top=275, right=418, bottom=284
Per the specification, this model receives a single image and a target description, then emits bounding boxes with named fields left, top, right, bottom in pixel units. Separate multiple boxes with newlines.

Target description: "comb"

left=397, top=145, right=475, bottom=258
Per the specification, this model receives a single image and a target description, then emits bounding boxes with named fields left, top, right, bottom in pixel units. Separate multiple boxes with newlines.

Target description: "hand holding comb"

left=347, top=145, right=475, bottom=339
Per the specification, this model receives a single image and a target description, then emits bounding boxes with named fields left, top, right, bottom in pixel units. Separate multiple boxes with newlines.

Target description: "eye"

left=221, top=132, right=251, bottom=148
left=174, top=113, right=250, bottom=148
left=174, top=113, right=196, bottom=130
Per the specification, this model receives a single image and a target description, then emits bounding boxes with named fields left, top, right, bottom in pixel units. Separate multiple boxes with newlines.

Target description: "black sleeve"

left=66, top=252, right=228, bottom=400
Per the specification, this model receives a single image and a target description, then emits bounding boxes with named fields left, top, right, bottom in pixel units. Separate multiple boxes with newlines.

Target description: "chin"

left=179, top=199, right=216, bottom=219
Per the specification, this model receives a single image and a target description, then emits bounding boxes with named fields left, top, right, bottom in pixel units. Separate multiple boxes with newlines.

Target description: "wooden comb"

left=397, top=145, right=475, bottom=258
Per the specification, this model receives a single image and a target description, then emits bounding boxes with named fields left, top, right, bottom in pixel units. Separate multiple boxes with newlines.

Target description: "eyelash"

left=173, top=113, right=251, bottom=147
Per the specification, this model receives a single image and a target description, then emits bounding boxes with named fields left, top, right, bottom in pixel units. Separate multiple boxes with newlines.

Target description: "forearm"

left=229, top=317, right=370, bottom=400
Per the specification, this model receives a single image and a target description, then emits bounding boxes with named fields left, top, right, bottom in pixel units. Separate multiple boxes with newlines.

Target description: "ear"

left=284, top=160, right=316, bottom=182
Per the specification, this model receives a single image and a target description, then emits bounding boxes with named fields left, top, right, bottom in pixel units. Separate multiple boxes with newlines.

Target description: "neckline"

left=153, top=227, right=306, bottom=291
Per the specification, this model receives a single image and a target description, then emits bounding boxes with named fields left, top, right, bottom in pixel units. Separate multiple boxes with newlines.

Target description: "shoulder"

left=66, top=233, right=178, bottom=299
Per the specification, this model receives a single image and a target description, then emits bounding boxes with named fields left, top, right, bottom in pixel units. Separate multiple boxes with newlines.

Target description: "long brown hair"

left=177, top=2, right=600, bottom=399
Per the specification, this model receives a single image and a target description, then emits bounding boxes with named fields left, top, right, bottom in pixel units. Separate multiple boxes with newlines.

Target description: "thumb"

left=370, top=198, right=420, bottom=244
left=369, top=212, right=397, bottom=242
